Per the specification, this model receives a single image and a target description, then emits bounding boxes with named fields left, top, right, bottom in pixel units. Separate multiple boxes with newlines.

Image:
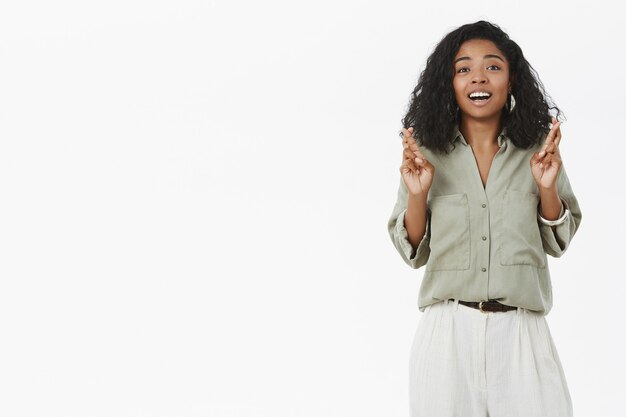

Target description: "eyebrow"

left=454, top=54, right=505, bottom=64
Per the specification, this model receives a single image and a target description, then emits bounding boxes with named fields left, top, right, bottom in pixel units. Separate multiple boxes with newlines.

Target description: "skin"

left=453, top=38, right=511, bottom=150
left=399, top=39, right=565, bottom=249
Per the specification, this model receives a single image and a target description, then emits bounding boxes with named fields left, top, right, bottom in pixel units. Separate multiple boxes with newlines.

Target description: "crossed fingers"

left=401, top=127, right=425, bottom=164
left=538, top=116, right=562, bottom=159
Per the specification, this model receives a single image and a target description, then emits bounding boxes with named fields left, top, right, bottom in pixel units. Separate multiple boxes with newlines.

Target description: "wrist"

left=537, top=183, right=558, bottom=193
left=408, top=189, right=429, bottom=199
left=538, top=201, right=569, bottom=226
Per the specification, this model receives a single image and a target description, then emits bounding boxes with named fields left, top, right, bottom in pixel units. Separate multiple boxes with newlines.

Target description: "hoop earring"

left=508, top=93, right=516, bottom=113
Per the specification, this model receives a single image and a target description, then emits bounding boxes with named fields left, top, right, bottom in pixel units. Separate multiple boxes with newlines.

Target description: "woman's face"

left=452, top=39, right=511, bottom=122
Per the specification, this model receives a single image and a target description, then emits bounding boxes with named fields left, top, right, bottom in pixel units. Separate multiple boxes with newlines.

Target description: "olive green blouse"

left=387, top=124, right=582, bottom=315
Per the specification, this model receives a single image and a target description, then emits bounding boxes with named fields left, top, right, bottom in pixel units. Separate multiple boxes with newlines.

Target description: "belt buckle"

left=479, top=300, right=488, bottom=313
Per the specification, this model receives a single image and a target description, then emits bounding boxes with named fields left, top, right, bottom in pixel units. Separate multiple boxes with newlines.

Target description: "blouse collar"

left=451, top=123, right=508, bottom=148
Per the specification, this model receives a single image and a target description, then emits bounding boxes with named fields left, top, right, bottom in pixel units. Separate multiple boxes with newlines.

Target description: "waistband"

left=456, top=299, right=518, bottom=313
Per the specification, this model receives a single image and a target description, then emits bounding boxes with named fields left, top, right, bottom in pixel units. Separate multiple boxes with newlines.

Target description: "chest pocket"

left=426, top=193, right=470, bottom=271
left=497, top=189, right=546, bottom=268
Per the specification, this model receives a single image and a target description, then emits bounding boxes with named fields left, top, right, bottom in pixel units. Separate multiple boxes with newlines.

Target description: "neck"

left=459, top=117, right=502, bottom=149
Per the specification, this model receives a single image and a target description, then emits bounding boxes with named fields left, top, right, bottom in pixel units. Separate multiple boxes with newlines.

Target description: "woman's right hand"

left=400, top=127, right=435, bottom=195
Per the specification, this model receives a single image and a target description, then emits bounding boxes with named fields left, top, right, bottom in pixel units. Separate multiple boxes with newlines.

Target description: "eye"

left=457, top=67, right=469, bottom=73
left=488, top=65, right=501, bottom=70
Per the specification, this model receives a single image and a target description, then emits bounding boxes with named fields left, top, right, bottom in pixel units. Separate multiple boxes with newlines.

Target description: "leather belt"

left=456, top=299, right=518, bottom=313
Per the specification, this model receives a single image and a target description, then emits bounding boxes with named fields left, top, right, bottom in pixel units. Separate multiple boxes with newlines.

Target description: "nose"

left=471, top=68, right=487, bottom=83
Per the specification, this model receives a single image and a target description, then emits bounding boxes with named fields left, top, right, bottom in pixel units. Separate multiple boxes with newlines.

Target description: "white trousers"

left=409, top=298, right=573, bottom=417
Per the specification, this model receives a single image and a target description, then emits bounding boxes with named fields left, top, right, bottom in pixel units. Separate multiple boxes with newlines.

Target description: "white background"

left=0, top=1, right=624, bottom=416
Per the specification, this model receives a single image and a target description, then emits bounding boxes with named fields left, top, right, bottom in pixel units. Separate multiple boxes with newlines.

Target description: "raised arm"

left=387, top=127, right=436, bottom=268
left=529, top=117, right=582, bottom=257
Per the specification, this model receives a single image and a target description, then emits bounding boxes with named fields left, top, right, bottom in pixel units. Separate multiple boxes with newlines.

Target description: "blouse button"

left=482, top=203, right=487, bottom=208
left=481, top=267, right=487, bottom=272
left=482, top=236, right=487, bottom=240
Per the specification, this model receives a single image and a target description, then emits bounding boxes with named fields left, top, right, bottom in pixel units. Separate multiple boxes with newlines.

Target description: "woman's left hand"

left=530, top=116, right=562, bottom=189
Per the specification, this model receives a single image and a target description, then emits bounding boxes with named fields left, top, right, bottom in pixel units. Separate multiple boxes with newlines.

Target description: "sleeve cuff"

left=395, top=208, right=431, bottom=263
left=538, top=198, right=570, bottom=226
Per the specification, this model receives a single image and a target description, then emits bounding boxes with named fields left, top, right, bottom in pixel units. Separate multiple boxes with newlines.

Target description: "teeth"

left=469, top=91, right=491, bottom=98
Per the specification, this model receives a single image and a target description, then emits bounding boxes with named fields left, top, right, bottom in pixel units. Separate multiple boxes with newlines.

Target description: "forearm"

left=404, top=191, right=428, bottom=248
left=538, top=185, right=563, bottom=221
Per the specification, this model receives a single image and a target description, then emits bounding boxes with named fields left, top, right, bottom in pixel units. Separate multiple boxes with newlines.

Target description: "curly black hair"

left=400, top=20, right=565, bottom=154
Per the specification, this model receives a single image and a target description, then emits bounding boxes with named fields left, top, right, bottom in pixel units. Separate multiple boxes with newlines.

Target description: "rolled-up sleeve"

left=537, top=164, right=582, bottom=257
left=387, top=178, right=431, bottom=269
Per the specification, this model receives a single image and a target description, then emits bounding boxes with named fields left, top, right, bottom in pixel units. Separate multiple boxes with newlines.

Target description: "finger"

left=402, top=134, right=412, bottom=151
left=403, top=148, right=422, bottom=161
left=402, top=129, right=416, bottom=145
left=539, top=122, right=561, bottom=156
left=546, top=122, right=561, bottom=142
left=533, top=148, right=554, bottom=164
left=532, top=149, right=548, bottom=163
left=402, top=128, right=417, bottom=148
left=544, top=142, right=557, bottom=155
left=403, top=149, right=424, bottom=166
left=531, top=151, right=546, bottom=166
left=546, top=122, right=560, bottom=145
left=413, top=152, right=426, bottom=165
left=404, top=157, right=419, bottom=172
left=422, top=158, right=433, bottom=172
left=402, top=136, right=423, bottom=155
left=410, top=158, right=421, bottom=173
left=551, top=116, right=560, bottom=132
left=401, top=128, right=411, bottom=145
left=540, top=152, right=553, bottom=168
left=400, top=160, right=413, bottom=174
left=403, top=135, right=425, bottom=159
left=554, top=125, right=562, bottom=148
left=411, top=145, right=425, bottom=160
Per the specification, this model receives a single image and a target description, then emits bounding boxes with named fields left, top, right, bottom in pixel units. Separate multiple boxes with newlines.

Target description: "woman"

left=387, top=21, right=582, bottom=417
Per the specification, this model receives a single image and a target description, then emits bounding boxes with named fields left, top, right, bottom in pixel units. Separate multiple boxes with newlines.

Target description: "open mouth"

left=468, top=91, right=492, bottom=102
